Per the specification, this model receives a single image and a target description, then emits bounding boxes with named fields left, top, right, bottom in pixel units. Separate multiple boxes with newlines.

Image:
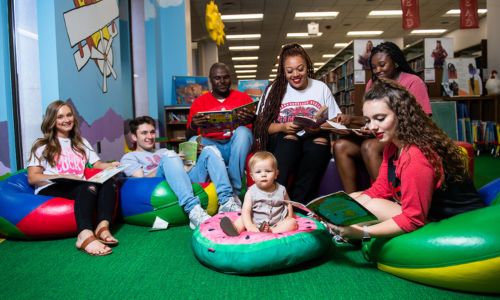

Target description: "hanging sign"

left=401, top=0, right=420, bottom=30
left=460, top=0, right=479, bottom=29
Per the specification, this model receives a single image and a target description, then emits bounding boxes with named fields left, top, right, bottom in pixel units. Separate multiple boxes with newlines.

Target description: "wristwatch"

left=362, top=225, right=371, bottom=241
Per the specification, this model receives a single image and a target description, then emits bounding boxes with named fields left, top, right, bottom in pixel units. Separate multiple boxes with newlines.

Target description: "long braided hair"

left=29, top=100, right=87, bottom=167
left=369, top=41, right=417, bottom=81
left=364, top=79, right=469, bottom=183
left=254, top=43, right=315, bottom=151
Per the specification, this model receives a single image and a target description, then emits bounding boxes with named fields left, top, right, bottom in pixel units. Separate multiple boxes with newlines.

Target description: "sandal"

left=76, top=235, right=112, bottom=256
left=220, top=217, right=239, bottom=236
left=95, top=226, right=119, bottom=246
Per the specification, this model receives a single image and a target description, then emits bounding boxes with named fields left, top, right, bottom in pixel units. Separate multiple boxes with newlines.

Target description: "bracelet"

left=362, top=225, right=371, bottom=240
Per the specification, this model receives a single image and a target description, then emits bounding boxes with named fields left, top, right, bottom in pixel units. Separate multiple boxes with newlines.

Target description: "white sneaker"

left=218, top=196, right=242, bottom=213
left=188, top=205, right=210, bottom=229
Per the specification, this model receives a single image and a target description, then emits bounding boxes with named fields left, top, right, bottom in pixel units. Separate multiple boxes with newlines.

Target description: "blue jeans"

left=197, top=126, right=253, bottom=195
left=155, top=146, right=234, bottom=214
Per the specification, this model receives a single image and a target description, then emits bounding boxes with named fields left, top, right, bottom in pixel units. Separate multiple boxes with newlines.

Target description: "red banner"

left=401, top=0, right=420, bottom=30
left=460, top=0, right=479, bottom=29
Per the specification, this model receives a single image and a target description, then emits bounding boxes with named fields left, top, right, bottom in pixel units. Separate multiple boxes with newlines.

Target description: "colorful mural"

left=63, top=0, right=119, bottom=93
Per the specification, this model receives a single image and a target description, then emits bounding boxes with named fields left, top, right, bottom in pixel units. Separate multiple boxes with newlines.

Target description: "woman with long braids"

left=329, top=79, right=484, bottom=240
left=254, top=43, right=345, bottom=204
left=334, top=41, right=432, bottom=193
left=28, top=100, right=120, bottom=256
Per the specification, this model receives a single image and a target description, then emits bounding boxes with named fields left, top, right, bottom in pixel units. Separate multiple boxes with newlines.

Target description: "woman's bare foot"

left=95, top=221, right=119, bottom=245
left=75, top=229, right=112, bottom=256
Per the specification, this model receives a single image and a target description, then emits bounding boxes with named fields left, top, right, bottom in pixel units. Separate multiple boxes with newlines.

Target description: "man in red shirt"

left=187, top=63, right=254, bottom=198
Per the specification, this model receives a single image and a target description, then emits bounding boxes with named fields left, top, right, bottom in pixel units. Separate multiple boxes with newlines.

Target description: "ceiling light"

left=314, top=62, right=325, bottom=66
left=410, top=29, right=447, bottom=34
left=314, top=67, right=320, bottom=71
left=368, top=10, right=402, bottom=17
left=445, top=9, right=487, bottom=15
left=334, top=43, right=349, bottom=48
left=235, top=70, right=257, bottom=73
left=232, top=56, right=259, bottom=61
left=221, top=14, right=263, bottom=21
left=226, top=34, right=261, bottom=40
left=281, top=44, right=313, bottom=49
left=323, top=54, right=336, bottom=58
left=237, top=75, right=257, bottom=79
left=347, top=31, right=383, bottom=36
left=269, top=74, right=277, bottom=78
left=294, top=12, right=339, bottom=20
left=228, top=46, right=260, bottom=51
left=275, top=64, right=279, bottom=67
left=234, top=64, right=258, bottom=68
left=286, top=32, right=323, bottom=38
left=271, top=69, right=277, bottom=72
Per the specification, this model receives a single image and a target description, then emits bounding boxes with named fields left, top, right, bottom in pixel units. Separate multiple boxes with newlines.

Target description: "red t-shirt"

left=187, top=90, right=253, bottom=140
left=363, top=143, right=443, bottom=232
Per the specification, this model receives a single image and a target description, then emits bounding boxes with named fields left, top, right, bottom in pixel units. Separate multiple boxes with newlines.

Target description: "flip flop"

left=76, top=235, right=112, bottom=256
left=220, top=217, right=239, bottom=236
left=95, top=227, right=119, bottom=246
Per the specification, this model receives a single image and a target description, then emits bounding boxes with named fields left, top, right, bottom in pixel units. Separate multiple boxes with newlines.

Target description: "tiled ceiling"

left=190, top=0, right=487, bottom=81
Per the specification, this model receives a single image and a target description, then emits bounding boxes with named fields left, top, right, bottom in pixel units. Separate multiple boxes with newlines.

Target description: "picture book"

left=178, top=141, right=198, bottom=166
left=321, top=120, right=374, bottom=137
left=288, top=191, right=377, bottom=226
left=198, top=101, right=258, bottom=134
left=51, top=164, right=128, bottom=185
left=292, top=106, right=329, bottom=130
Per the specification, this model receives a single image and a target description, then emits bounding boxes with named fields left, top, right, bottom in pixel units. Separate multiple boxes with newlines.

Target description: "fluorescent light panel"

left=334, top=43, right=349, bottom=48
left=294, top=11, right=339, bottom=20
left=235, top=70, right=257, bottom=73
left=269, top=74, right=277, bottom=78
left=347, top=31, right=383, bottom=36
left=286, top=32, right=323, bottom=38
left=232, top=56, right=259, bottom=61
left=228, top=46, right=260, bottom=51
left=368, top=10, right=402, bottom=17
left=271, top=69, right=277, bottom=72
left=226, top=34, right=261, bottom=40
left=410, top=29, right=447, bottom=34
left=221, top=14, right=263, bottom=21
left=314, top=62, right=325, bottom=66
left=234, top=64, right=258, bottom=68
left=445, top=9, right=487, bottom=15
left=282, top=44, right=313, bottom=49
left=237, top=75, right=256, bottom=79
left=323, top=54, right=336, bottom=58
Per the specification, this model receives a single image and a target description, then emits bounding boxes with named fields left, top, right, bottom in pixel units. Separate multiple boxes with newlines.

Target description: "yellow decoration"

left=205, top=1, right=225, bottom=46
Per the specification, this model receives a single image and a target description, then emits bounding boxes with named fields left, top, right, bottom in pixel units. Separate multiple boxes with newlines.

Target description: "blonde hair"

left=248, top=151, right=278, bottom=171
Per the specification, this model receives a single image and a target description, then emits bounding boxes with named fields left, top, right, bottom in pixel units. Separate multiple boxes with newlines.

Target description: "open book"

left=51, top=164, right=128, bottom=185
left=198, top=101, right=258, bottom=134
left=320, top=120, right=374, bottom=137
left=293, top=106, right=328, bottom=130
left=288, top=191, right=377, bottom=226
left=178, top=141, right=198, bottom=166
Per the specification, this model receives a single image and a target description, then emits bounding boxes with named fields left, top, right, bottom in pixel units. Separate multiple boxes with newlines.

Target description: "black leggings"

left=38, top=179, right=116, bottom=233
left=269, top=132, right=331, bottom=204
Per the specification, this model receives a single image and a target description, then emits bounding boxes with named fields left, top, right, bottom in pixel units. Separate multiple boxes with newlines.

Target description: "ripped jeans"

left=156, top=146, right=234, bottom=213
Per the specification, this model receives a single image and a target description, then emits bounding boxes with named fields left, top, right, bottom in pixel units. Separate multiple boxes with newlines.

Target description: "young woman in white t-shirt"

left=255, top=43, right=348, bottom=204
left=28, top=100, right=120, bottom=256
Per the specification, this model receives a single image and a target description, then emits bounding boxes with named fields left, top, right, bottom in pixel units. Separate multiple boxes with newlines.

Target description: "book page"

left=87, top=164, right=128, bottom=184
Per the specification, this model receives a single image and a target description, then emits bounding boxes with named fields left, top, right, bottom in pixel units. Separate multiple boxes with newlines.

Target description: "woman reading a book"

left=254, top=43, right=345, bottom=204
left=334, top=41, right=432, bottom=193
left=27, top=100, right=120, bottom=256
left=329, top=80, right=484, bottom=239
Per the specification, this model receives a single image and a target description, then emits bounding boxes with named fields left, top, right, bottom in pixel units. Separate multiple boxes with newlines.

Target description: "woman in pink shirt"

left=330, top=79, right=483, bottom=239
left=334, top=42, right=432, bottom=193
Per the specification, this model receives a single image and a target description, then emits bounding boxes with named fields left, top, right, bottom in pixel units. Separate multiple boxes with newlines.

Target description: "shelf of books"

left=164, top=105, right=190, bottom=150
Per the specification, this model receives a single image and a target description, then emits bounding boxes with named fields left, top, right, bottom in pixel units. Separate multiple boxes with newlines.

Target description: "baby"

left=220, top=151, right=298, bottom=235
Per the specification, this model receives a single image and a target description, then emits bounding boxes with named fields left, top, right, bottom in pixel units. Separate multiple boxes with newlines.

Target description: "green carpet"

left=0, top=224, right=497, bottom=299
left=0, top=155, right=498, bottom=299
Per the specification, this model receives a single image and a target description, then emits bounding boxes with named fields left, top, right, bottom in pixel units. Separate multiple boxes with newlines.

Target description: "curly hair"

left=29, top=100, right=87, bottom=167
left=253, top=43, right=315, bottom=150
left=364, top=79, right=468, bottom=183
left=369, top=41, right=417, bottom=81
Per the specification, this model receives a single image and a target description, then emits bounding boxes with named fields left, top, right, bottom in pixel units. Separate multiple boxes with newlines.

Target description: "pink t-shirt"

left=366, top=72, right=432, bottom=115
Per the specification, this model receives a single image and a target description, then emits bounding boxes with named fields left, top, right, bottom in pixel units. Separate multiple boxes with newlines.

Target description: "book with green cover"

left=178, top=141, right=198, bottom=166
left=288, top=191, right=377, bottom=226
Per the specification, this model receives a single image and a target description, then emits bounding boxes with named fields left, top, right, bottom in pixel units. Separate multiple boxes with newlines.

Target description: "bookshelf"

left=163, top=105, right=190, bottom=150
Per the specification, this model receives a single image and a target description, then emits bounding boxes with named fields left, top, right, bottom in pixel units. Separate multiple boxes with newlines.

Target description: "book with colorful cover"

left=198, top=101, right=258, bottom=134
left=178, top=141, right=198, bottom=166
left=51, top=164, right=128, bottom=185
left=287, top=191, right=377, bottom=226
left=292, top=106, right=328, bottom=130
left=320, top=120, right=374, bottom=137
